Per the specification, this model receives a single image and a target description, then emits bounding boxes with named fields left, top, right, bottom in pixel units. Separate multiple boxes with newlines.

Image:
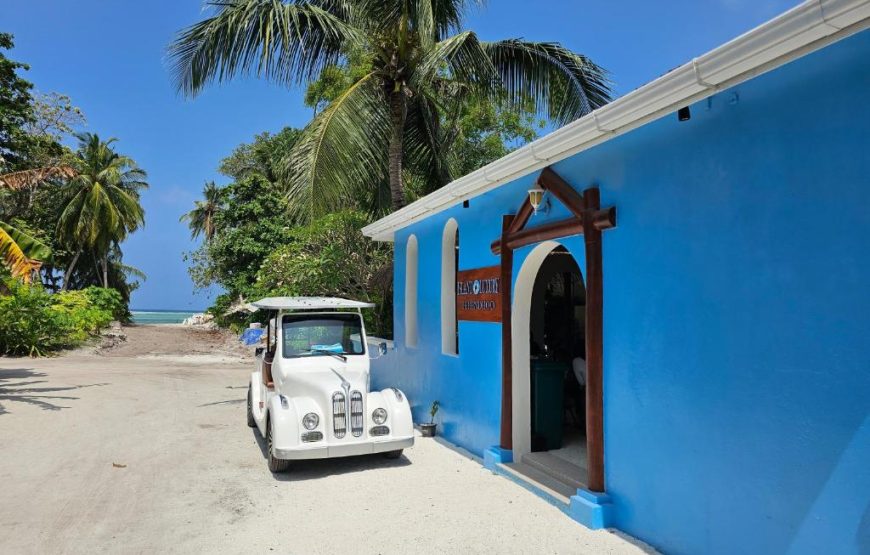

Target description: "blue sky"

left=1, top=0, right=797, bottom=310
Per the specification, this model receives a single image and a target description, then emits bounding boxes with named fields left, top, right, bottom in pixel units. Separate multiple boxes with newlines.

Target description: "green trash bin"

left=530, top=360, right=567, bottom=451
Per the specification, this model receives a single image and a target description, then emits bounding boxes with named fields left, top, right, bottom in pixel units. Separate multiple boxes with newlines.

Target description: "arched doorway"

left=512, top=241, right=588, bottom=488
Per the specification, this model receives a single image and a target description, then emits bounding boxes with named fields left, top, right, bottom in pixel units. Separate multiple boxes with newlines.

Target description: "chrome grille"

left=350, top=391, right=364, bottom=437
left=332, top=391, right=347, bottom=438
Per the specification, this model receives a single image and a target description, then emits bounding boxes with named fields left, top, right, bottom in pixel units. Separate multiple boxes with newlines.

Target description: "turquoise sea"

left=131, top=310, right=197, bottom=325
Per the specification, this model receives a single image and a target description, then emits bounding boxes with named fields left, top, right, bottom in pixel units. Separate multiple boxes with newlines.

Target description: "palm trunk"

left=101, top=256, right=109, bottom=288
left=388, top=89, right=407, bottom=210
left=61, top=250, right=81, bottom=291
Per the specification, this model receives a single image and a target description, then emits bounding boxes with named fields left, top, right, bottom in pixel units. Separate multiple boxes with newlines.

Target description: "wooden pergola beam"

left=538, top=166, right=586, bottom=218
left=507, top=198, right=533, bottom=235
left=490, top=207, right=615, bottom=255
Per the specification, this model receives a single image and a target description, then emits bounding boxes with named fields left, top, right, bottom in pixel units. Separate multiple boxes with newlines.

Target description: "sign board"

left=456, top=265, right=502, bottom=322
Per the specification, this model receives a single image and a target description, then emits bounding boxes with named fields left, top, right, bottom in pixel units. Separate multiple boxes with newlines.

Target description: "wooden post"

left=500, top=215, right=514, bottom=450
left=583, top=188, right=605, bottom=492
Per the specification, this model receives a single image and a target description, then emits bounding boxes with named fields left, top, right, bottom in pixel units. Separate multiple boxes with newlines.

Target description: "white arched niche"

left=440, top=218, right=459, bottom=355
left=511, top=240, right=570, bottom=461
left=404, top=234, right=419, bottom=348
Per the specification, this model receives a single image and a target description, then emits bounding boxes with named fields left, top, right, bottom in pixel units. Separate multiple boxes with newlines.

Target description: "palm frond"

left=115, top=262, right=147, bottom=282
left=359, top=0, right=435, bottom=46
left=0, top=222, right=50, bottom=282
left=482, top=39, right=612, bottom=125
left=413, top=30, right=495, bottom=91
left=281, top=71, right=390, bottom=222
left=181, top=182, right=224, bottom=241
left=0, top=166, right=77, bottom=190
left=168, top=0, right=360, bottom=96
left=360, top=0, right=478, bottom=39
left=402, top=93, right=452, bottom=191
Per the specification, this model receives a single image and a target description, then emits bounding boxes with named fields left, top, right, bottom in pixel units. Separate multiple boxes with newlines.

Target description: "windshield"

left=282, top=313, right=365, bottom=358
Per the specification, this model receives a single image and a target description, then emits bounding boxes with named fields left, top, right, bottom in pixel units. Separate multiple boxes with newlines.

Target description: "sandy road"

left=0, top=325, right=653, bottom=554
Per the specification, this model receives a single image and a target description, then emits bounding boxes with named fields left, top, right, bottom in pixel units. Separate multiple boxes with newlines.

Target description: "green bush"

left=0, top=281, right=77, bottom=356
left=83, top=287, right=127, bottom=322
left=0, top=282, right=123, bottom=356
left=52, top=289, right=114, bottom=341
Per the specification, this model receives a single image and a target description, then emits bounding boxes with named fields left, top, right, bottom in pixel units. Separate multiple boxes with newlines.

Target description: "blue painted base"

left=483, top=446, right=513, bottom=470
left=568, top=489, right=613, bottom=530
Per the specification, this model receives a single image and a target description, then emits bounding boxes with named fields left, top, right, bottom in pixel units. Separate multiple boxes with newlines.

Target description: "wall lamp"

left=678, top=106, right=691, bottom=121
left=528, top=186, right=550, bottom=215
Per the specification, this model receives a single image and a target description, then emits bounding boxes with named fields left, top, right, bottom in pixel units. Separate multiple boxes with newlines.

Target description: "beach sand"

left=96, top=323, right=251, bottom=362
left=0, top=325, right=654, bottom=554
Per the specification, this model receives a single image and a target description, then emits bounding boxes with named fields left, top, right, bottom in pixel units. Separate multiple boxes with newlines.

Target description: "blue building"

left=364, top=2, right=870, bottom=554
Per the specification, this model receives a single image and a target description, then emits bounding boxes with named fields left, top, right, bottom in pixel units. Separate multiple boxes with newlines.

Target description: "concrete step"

left=498, top=461, right=575, bottom=504
left=522, top=451, right=587, bottom=491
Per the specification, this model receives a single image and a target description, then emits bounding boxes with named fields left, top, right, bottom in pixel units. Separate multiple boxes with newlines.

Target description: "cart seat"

left=262, top=350, right=275, bottom=389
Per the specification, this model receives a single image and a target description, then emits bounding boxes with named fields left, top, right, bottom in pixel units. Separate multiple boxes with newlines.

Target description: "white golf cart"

left=246, top=297, right=413, bottom=472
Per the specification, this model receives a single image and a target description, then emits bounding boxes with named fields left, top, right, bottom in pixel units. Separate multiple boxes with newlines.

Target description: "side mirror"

left=379, top=342, right=388, bottom=356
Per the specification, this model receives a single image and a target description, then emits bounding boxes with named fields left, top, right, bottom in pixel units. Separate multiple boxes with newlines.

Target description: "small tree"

left=256, top=211, right=393, bottom=337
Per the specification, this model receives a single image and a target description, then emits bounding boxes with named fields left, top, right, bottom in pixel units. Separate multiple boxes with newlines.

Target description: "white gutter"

left=363, top=0, right=870, bottom=242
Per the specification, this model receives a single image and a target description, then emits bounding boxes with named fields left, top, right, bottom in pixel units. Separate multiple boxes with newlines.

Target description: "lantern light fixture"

left=528, top=186, right=549, bottom=215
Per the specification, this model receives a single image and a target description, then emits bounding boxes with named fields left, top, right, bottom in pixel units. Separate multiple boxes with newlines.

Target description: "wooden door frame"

left=491, top=167, right=616, bottom=493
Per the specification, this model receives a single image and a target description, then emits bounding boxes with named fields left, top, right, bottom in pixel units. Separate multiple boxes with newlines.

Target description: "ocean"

left=131, top=310, right=198, bottom=325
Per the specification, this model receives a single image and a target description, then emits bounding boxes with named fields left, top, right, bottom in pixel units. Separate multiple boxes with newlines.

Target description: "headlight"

left=302, top=413, right=319, bottom=430
left=372, top=408, right=387, bottom=425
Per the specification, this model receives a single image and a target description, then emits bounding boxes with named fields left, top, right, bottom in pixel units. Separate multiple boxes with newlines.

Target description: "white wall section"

left=404, top=235, right=419, bottom=348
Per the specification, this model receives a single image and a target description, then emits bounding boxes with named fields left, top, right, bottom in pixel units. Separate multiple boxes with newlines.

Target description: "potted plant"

left=420, top=400, right=439, bottom=437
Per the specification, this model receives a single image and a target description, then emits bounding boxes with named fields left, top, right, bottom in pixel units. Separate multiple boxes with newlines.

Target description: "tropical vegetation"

left=57, top=133, right=148, bottom=289
left=169, top=0, right=611, bottom=219
left=176, top=2, right=612, bottom=337
left=184, top=129, right=300, bottom=327
left=0, top=280, right=125, bottom=356
left=180, top=181, right=223, bottom=241
left=255, top=210, right=393, bottom=335
left=1, top=33, right=146, bottom=355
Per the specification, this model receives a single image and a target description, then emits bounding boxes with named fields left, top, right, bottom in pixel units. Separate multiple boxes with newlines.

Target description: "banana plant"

left=0, top=167, right=71, bottom=282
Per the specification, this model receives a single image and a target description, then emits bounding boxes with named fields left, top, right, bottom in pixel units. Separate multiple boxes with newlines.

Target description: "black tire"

left=383, top=449, right=403, bottom=459
left=246, top=385, right=256, bottom=428
left=266, top=418, right=291, bottom=473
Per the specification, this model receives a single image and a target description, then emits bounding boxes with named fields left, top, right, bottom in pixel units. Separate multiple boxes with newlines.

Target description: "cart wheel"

left=267, top=418, right=290, bottom=473
left=246, top=385, right=256, bottom=428
left=383, top=449, right=403, bottom=459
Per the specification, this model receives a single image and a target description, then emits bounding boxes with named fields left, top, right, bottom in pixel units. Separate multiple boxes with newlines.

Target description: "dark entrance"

left=527, top=247, right=588, bottom=484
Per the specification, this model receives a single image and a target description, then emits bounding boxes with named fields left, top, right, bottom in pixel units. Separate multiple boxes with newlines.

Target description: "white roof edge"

left=252, top=297, right=376, bottom=310
left=363, top=0, right=870, bottom=242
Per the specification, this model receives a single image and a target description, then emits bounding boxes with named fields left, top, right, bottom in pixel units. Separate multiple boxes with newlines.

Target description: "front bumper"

left=274, top=436, right=414, bottom=460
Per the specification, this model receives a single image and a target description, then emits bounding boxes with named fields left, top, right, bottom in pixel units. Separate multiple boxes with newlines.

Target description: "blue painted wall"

left=372, top=30, right=870, bottom=555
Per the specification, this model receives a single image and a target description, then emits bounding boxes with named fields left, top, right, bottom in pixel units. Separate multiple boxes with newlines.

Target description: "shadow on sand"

left=0, top=368, right=109, bottom=415
left=250, top=427, right=411, bottom=482
left=197, top=397, right=245, bottom=408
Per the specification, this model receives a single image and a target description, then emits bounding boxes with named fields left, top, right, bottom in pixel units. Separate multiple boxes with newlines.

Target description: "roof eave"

left=363, top=0, right=870, bottom=242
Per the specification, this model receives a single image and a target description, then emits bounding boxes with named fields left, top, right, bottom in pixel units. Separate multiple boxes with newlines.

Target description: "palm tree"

left=169, top=0, right=611, bottom=216
left=57, top=133, right=148, bottom=289
left=0, top=167, right=69, bottom=282
left=181, top=181, right=223, bottom=241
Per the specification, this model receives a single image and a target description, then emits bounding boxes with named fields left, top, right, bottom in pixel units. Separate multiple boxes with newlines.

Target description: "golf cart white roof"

left=251, top=297, right=375, bottom=311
